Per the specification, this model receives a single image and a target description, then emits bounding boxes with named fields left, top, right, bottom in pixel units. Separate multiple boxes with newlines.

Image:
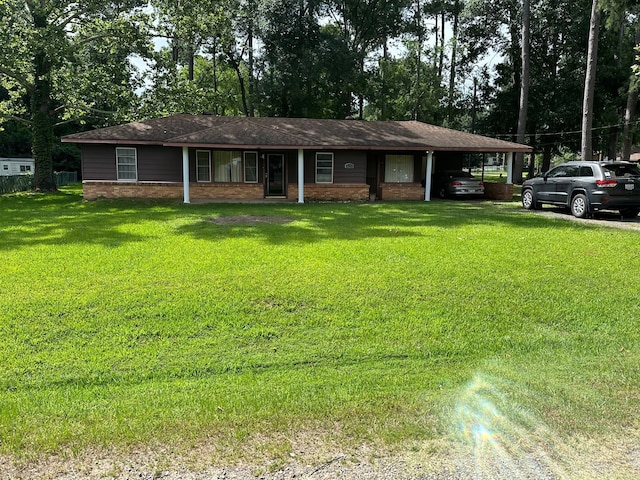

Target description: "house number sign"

left=344, top=163, right=355, bottom=169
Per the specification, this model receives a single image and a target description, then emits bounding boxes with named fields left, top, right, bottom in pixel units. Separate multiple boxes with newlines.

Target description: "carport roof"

left=62, top=114, right=532, bottom=153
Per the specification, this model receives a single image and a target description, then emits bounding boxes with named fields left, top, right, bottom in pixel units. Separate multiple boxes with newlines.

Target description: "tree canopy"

left=2, top=0, right=640, bottom=185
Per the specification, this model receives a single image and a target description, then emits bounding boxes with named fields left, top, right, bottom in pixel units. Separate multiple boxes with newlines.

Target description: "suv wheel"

left=570, top=193, right=589, bottom=218
left=521, top=189, right=539, bottom=210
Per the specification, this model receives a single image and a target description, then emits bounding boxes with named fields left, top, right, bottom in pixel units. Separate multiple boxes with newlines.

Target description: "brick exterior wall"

left=83, top=181, right=265, bottom=201
left=190, top=183, right=264, bottom=199
left=379, top=183, right=425, bottom=200
left=83, top=182, right=183, bottom=200
left=288, top=183, right=370, bottom=201
left=483, top=182, right=514, bottom=200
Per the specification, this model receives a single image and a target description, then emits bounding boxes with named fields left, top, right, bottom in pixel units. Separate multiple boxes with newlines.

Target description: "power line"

left=490, top=119, right=640, bottom=140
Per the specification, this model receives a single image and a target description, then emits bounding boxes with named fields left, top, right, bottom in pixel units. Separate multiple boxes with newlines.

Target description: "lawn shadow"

left=175, top=199, right=594, bottom=245
left=1, top=190, right=605, bottom=251
left=0, top=189, right=180, bottom=251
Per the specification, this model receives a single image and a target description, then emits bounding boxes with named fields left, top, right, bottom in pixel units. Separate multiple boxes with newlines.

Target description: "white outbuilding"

left=0, top=158, right=35, bottom=176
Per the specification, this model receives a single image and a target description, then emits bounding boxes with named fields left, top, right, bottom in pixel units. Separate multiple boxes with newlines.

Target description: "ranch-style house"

left=62, top=115, right=532, bottom=203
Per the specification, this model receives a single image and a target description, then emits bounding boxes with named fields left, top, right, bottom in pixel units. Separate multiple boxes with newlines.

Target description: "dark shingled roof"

left=62, top=114, right=532, bottom=153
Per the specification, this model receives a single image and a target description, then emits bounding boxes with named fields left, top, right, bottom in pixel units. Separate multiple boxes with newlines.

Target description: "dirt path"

left=3, top=432, right=640, bottom=480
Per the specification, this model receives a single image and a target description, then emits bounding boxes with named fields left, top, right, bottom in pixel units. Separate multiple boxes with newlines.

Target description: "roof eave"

left=61, top=138, right=166, bottom=145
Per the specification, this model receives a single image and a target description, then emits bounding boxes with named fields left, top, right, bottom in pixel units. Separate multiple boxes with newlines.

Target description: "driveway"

left=524, top=207, right=640, bottom=231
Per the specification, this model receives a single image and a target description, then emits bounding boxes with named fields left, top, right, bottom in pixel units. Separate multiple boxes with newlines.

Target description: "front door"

left=267, top=154, right=285, bottom=196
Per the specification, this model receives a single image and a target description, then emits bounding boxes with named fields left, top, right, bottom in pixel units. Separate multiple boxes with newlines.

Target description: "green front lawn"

left=1, top=186, right=639, bottom=460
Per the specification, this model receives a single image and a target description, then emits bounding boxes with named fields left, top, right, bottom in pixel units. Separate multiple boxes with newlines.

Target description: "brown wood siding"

left=334, top=151, right=366, bottom=183
left=81, top=144, right=117, bottom=180
left=302, top=150, right=366, bottom=184
left=413, top=155, right=422, bottom=183
left=81, top=144, right=182, bottom=182
left=138, top=146, right=182, bottom=181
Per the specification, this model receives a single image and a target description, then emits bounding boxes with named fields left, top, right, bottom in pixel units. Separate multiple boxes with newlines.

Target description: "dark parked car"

left=431, top=170, right=484, bottom=199
left=521, top=161, right=640, bottom=218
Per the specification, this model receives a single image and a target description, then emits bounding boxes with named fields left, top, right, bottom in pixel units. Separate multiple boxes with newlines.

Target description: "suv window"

left=579, top=166, right=594, bottom=176
left=548, top=165, right=578, bottom=178
left=602, top=164, right=640, bottom=178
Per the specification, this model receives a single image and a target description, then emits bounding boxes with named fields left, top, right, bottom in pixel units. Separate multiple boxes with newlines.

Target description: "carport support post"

left=424, top=151, right=433, bottom=201
left=182, top=146, right=190, bottom=204
left=506, top=152, right=514, bottom=184
left=297, top=148, right=304, bottom=204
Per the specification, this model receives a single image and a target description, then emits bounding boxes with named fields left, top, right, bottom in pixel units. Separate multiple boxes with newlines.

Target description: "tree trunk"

left=528, top=134, right=536, bottom=179
left=31, top=10, right=57, bottom=192
left=438, top=11, right=445, bottom=78
left=608, top=128, right=618, bottom=160
left=226, top=50, right=249, bottom=117
left=514, top=0, right=530, bottom=184
left=581, top=0, right=601, bottom=161
left=414, top=0, right=421, bottom=121
left=542, top=142, right=552, bottom=173
left=247, top=0, right=255, bottom=117
left=622, top=26, right=640, bottom=160
left=447, top=0, right=459, bottom=124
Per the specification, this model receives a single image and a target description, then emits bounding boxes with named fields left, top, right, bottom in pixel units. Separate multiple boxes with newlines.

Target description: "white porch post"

left=424, top=151, right=434, bottom=201
left=297, top=148, right=304, bottom=204
left=182, top=146, right=190, bottom=204
left=506, top=152, right=514, bottom=184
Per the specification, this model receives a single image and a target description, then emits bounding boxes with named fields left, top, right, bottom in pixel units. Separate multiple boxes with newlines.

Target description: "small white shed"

left=0, top=158, right=35, bottom=176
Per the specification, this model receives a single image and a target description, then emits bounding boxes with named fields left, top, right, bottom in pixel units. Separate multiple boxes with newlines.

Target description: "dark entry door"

left=267, top=154, right=285, bottom=196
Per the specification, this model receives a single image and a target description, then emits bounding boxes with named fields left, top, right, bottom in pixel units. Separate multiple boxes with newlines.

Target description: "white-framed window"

left=316, top=152, right=334, bottom=183
left=116, top=147, right=137, bottom=181
left=213, top=151, right=242, bottom=182
left=244, top=151, right=258, bottom=183
left=385, top=154, right=414, bottom=183
left=196, top=150, right=211, bottom=182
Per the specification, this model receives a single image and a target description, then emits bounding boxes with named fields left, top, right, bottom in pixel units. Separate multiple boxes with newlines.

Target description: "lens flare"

left=451, top=373, right=570, bottom=479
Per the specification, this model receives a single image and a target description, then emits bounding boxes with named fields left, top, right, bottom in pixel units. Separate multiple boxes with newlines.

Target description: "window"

left=316, top=152, right=334, bottom=183
left=2, top=165, right=8, bottom=171
left=385, top=154, right=414, bottom=183
left=548, top=165, right=577, bottom=178
left=244, top=152, right=258, bottom=183
left=116, top=147, right=137, bottom=181
left=579, top=166, right=594, bottom=177
left=213, top=151, right=242, bottom=182
left=603, top=163, right=640, bottom=178
left=20, top=165, right=26, bottom=172
left=196, top=150, right=211, bottom=182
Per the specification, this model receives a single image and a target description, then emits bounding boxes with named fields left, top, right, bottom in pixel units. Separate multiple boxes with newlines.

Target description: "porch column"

left=182, top=146, right=190, bottom=204
left=506, top=152, right=514, bottom=184
left=424, top=151, right=434, bottom=201
left=297, top=148, right=304, bottom=204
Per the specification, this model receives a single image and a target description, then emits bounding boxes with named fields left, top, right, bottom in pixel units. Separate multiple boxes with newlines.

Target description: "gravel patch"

left=521, top=207, right=640, bottom=230
left=4, top=435, right=640, bottom=480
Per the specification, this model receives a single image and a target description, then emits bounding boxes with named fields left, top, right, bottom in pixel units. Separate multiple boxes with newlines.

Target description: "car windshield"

left=602, top=164, right=640, bottom=178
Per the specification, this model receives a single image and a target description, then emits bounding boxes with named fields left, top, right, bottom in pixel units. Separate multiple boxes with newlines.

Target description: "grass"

left=1, top=185, right=640, bottom=462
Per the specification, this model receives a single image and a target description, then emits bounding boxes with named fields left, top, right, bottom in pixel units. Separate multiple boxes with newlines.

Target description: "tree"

left=582, top=0, right=601, bottom=161
left=0, top=0, right=149, bottom=191
left=514, top=0, right=531, bottom=183
left=323, top=0, right=407, bottom=118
